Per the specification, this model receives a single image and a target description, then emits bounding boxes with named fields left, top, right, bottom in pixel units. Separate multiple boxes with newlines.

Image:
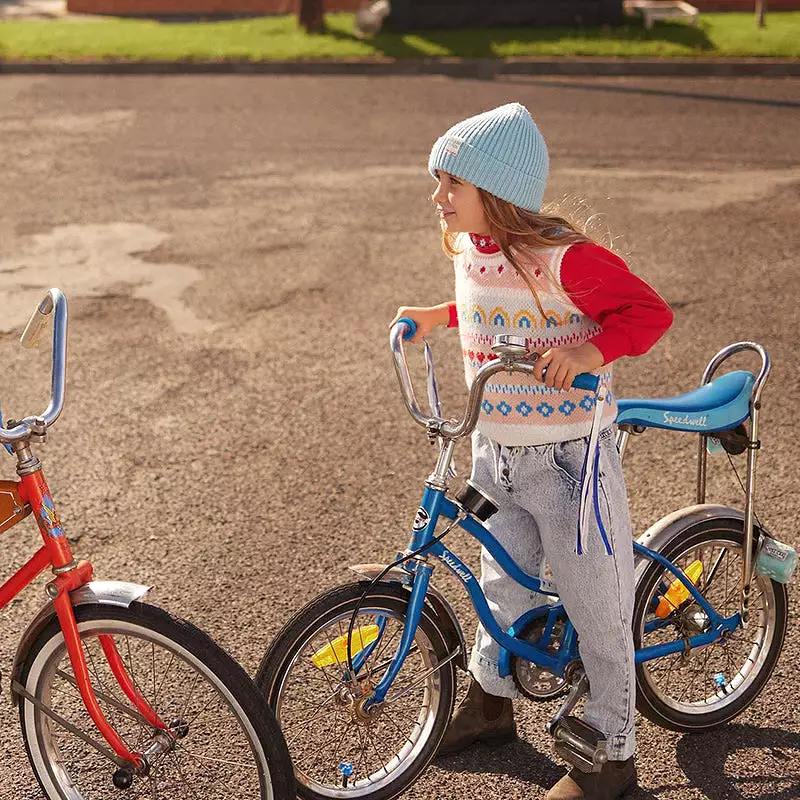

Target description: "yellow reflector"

left=311, top=625, right=380, bottom=669
left=656, top=560, right=704, bottom=619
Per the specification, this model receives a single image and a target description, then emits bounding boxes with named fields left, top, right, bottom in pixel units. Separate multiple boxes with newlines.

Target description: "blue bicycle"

left=256, top=322, right=793, bottom=800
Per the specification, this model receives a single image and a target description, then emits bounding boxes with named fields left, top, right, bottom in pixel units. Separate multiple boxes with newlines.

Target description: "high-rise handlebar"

left=1, top=288, right=68, bottom=444
left=390, top=318, right=600, bottom=442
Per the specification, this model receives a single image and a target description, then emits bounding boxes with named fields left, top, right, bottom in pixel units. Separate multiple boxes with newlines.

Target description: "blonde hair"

left=441, top=191, right=606, bottom=321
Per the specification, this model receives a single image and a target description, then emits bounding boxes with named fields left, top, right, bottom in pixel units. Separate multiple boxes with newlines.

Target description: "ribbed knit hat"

left=428, top=102, right=549, bottom=212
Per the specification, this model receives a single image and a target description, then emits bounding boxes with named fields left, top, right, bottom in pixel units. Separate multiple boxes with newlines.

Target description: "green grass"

left=1, top=12, right=799, bottom=62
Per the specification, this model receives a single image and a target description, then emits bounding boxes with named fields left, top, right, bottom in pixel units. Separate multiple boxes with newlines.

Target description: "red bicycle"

left=2, top=289, right=294, bottom=800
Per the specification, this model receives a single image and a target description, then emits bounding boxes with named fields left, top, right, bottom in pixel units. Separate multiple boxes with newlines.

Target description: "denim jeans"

left=467, top=428, right=637, bottom=761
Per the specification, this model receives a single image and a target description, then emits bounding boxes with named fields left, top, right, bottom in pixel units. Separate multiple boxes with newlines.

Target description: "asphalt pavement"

left=0, top=74, right=798, bottom=799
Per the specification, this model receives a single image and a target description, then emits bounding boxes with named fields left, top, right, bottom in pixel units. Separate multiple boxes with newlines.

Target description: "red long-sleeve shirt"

left=447, top=241, right=672, bottom=364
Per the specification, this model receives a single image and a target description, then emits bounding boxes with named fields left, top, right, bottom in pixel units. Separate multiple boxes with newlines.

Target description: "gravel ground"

left=0, top=74, right=798, bottom=799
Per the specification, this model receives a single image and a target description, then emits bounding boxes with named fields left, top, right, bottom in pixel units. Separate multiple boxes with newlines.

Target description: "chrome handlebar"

left=1, top=288, right=68, bottom=444
left=390, top=322, right=554, bottom=442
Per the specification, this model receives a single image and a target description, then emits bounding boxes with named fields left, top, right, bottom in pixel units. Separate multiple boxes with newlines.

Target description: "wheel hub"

left=342, top=692, right=382, bottom=726
left=111, top=719, right=189, bottom=789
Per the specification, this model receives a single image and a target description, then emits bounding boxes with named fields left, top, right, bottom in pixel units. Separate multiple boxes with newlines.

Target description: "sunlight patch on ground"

left=558, top=166, right=800, bottom=212
left=0, top=223, right=214, bottom=334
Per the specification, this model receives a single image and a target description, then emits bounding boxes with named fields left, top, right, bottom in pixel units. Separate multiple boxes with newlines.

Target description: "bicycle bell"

left=491, top=334, right=530, bottom=360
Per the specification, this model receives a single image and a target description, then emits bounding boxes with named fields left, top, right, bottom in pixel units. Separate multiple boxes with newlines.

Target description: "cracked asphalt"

left=0, top=74, right=798, bottom=799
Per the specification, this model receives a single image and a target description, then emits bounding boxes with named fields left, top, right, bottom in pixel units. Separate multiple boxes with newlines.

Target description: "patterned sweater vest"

left=454, top=234, right=617, bottom=446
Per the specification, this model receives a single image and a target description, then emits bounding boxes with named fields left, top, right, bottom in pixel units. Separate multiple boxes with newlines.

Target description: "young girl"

left=391, top=103, right=673, bottom=800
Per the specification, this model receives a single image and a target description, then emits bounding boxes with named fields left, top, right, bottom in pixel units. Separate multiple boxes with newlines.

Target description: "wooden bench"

left=624, top=0, right=699, bottom=28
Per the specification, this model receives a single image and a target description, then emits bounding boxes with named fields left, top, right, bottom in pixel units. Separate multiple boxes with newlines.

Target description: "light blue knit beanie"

left=428, top=102, right=549, bottom=212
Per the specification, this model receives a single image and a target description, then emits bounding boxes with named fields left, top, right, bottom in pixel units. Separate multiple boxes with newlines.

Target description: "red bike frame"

left=0, top=467, right=168, bottom=767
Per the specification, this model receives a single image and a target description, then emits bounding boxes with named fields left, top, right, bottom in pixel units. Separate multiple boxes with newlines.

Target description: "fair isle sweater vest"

left=454, top=234, right=617, bottom=446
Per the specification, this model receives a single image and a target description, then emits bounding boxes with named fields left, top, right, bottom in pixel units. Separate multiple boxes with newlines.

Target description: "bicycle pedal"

left=551, top=715, right=608, bottom=773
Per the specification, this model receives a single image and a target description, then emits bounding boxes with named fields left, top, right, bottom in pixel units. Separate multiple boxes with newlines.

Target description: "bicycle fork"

left=15, top=450, right=173, bottom=777
left=365, top=562, right=435, bottom=706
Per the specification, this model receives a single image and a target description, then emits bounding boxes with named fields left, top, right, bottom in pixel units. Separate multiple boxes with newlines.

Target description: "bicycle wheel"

left=255, top=581, right=456, bottom=800
left=18, top=601, right=295, bottom=800
left=633, top=521, right=788, bottom=733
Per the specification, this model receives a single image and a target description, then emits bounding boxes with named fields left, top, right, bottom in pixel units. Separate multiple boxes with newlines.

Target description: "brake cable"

left=343, top=516, right=462, bottom=682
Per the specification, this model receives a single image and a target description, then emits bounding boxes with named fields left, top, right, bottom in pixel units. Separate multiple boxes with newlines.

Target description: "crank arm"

left=546, top=670, right=589, bottom=736
left=12, top=680, right=129, bottom=769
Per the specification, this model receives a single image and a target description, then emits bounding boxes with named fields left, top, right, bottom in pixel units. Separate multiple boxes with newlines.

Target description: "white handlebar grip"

left=20, top=294, right=55, bottom=350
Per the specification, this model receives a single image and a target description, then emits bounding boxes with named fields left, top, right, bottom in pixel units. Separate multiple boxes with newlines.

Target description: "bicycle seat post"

left=698, top=342, right=771, bottom=628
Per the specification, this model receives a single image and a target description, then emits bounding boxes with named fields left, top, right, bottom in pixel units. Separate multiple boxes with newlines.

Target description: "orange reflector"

left=656, top=560, right=704, bottom=619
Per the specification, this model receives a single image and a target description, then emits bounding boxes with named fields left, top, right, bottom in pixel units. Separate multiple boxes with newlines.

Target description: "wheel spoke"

left=22, top=609, right=274, bottom=800
left=638, top=533, right=782, bottom=723
left=269, top=590, right=451, bottom=797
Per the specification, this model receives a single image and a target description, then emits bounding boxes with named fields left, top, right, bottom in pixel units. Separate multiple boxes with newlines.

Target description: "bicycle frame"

left=362, top=325, right=766, bottom=708
left=366, top=483, right=741, bottom=705
left=1, top=289, right=168, bottom=770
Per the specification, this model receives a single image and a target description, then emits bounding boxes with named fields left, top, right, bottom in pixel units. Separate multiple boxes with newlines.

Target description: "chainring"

left=511, top=614, right=569, bottom=701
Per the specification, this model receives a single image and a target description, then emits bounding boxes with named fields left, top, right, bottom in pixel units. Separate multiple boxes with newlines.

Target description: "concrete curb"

left=1, top=57, right=799, bottom=77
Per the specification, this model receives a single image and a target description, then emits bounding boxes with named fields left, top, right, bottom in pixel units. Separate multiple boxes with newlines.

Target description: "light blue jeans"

left=468, top=428, right=637, bottom=761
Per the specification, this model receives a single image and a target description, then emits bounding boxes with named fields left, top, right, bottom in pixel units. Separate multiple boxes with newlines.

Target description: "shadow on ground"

left=325, top=18, right=715, bottom=57
left=502, top=78, right=800, bottom=111
left=434, top=737, right=661, bottom=798
left=433, top=722, right=799, bottom=798
left=675, top=723, right=799, bottom=800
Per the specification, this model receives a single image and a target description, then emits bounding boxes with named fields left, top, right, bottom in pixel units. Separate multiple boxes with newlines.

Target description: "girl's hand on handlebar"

left=390, top=304, right=451, bottom=344
left=532, top=342, right=605, bottom=390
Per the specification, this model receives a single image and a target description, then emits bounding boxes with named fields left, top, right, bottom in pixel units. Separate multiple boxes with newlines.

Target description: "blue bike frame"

left=367, top=485, right=741, bottom=705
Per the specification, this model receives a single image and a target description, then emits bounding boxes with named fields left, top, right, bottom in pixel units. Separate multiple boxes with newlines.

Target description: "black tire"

left=633, top=521, right=788, bottom=733
left=18, top=601, right=295, bottom=800
left=256, top=581, right=456, bottom=800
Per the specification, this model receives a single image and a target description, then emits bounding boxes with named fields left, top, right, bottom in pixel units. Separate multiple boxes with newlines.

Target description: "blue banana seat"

left=616, top=370, right=754, bottom=433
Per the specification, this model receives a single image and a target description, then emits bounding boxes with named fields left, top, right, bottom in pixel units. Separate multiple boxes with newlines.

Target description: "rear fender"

left=11, top=581, right=152, bottom=705
left=349, top=563, right=468, bottom=671
left=634, top=503, right=762, bottom=588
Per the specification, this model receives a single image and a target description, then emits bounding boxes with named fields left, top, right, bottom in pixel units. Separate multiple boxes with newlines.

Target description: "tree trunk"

left=755, top=0, right=766, bottom=27
left=299, top=0, right=325, bottom=33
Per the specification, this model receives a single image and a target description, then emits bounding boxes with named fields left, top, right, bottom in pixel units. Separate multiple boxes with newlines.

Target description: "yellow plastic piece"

left=311, top=625, right=380, bottom=669
left=656, top=560, right=704, bottom=618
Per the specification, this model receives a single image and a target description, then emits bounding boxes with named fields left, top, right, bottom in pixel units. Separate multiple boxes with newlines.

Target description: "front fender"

left=634, top=503, right=759, bottom=588
left=349, top=563, right=468, bottom=671
left=11, top=580, right=152, bottom=705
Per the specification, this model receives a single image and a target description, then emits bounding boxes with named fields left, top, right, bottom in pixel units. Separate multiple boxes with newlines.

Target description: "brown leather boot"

left=545, top=757, right=637, bottom=800
left=436, top=678, right=516, bottom=756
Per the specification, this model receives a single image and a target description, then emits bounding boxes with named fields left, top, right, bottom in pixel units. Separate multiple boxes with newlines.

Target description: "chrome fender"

left=349, top=563, right=468, bottom=671
left=634, top=503, right=758, bottom=588
left=11, top=580, right=152, bottom=705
